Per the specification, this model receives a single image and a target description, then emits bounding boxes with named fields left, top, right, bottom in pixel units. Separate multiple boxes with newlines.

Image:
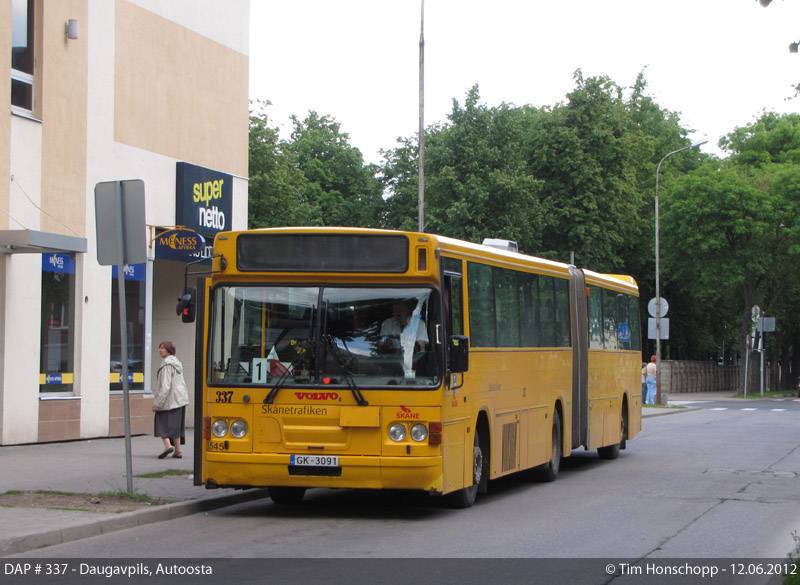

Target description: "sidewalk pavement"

left=642, top=390, right=741, bottom=417
left=0, top=429, right=268, bottom=556
left=0, top=390, right=768, bottom=557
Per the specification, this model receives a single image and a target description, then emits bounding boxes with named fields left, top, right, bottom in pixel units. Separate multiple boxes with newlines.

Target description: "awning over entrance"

left=0, top=230, right=87, bottom=254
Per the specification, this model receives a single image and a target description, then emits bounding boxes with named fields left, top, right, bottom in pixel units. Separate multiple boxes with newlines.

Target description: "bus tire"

left=598, top=407, right=627, bottom=460
left=532, top=412, right=562, bottom=482
left=444, top=428, right=484, bottom=508
left=268, top=486, right=306, bottom=504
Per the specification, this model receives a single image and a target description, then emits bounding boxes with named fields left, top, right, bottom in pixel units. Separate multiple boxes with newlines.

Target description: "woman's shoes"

left=158, top=447, right=174, bottom=459
left=173, top=454, right=183, bottom=459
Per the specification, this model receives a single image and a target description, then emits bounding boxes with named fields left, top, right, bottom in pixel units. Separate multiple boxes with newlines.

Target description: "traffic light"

left=176, top=287, right=196, bottom=323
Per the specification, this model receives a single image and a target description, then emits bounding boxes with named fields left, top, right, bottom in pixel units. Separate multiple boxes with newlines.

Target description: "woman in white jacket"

left=153, top=341, right=190, bottom=459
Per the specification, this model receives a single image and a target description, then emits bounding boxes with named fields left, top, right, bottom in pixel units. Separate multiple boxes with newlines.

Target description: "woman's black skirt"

left=154, top=406, right=186, bottom=444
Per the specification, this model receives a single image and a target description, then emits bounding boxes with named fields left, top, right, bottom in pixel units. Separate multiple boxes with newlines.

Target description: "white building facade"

left=1, top=0, right=249, bottom=444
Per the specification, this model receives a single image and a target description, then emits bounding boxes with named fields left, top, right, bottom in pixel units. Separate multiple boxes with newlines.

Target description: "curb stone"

left=0, top=488, right=269, bottom=557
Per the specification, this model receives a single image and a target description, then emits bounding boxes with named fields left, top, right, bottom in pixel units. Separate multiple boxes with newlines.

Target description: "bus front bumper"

left=203, top=453, right=444, bottom=493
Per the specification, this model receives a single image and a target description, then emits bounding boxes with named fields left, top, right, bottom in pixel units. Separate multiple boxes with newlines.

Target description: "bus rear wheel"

left=532, top=412, right=561, bottom=482
left=598, top=407, right=627, bottom=460
left=268, top=486, right=306, bottom=504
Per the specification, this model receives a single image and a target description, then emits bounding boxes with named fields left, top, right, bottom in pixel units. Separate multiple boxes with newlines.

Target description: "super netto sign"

left=176, top=162, right=232, bottom=238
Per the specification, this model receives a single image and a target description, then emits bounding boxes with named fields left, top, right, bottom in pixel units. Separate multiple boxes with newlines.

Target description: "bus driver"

left=379, top=301, right=428, bottom=352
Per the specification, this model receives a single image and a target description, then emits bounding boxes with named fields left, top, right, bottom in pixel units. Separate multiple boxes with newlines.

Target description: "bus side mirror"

left=176, top=287, right=196, bottom=323
left=448, top=335, right=469, bottom=373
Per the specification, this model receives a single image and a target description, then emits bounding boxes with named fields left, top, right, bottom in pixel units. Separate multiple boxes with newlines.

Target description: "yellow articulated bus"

left=183, top=227, right=641, bottom=508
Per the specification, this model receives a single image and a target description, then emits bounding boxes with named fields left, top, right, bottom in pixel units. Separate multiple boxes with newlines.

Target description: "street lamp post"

left=654, top=139, right=707, bottom=404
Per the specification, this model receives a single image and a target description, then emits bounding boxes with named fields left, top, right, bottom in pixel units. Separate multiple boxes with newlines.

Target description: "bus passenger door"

left=193, top=278, right=209, bottom=486
left=569, top=267, right=589, bottom=450
left=442, top=262, right=468, bottom=493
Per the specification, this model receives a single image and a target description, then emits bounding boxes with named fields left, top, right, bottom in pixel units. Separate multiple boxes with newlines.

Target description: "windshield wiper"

left=263, top=363, right=291, bottom=405
left=265, top=307, right=318, bottom=405
left=325, top=334, right=368, bottom=407
left=264, top=341, right=319, bottom=404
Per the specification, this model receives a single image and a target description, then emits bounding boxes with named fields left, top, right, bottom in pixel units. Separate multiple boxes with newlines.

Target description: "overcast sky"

left=249, top=1, right=800, bottom=164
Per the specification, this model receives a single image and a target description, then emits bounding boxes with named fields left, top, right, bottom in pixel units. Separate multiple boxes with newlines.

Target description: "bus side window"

left=445, top=272, right=468, bottom=375
left=445, top=274, right=464, bottom=338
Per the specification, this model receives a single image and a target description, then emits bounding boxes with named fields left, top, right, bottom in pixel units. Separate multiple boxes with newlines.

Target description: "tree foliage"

left=662, top=113, right=800, bottom=385
left=423, top=87, right=546, bottom=252
left=380, top=72, right=694, bottom=274
left=527, top=73, right=643, bottom=270
left=248, top=101, right=314, bottom=227
left=248, top=104, right=383, bottom=229
left=249, top=74, right=800, bottom=383
left=286, top=112, right=384, bottom=227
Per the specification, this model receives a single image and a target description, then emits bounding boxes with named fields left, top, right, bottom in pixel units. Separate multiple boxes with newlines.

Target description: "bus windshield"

left=209, top=286, right=440, bottom=388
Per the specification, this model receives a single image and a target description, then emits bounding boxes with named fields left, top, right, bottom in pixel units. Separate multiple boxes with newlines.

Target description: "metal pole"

left=115, top=182, right=134, bottom=494
left=743, top=337, right=749, bottom=398
left=759, top=329, right=765, bottom=397
left=418, top=0, right=425, bottom=232
left=654, top=140, right=705, bottom=404
left=655, top=157, right=663, bottom=404
left=654, top=147, right=688, bottom=404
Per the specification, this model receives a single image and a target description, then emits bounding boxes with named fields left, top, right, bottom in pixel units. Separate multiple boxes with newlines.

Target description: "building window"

left=11, top=0, right=35, bottom=112
left=40, top=254, right=75, bottom=393
left=110, top=264, right=146, bottom=391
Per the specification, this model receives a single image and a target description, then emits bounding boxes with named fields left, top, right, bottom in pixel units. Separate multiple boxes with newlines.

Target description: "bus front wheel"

left=444, top=428, right=484, bottom=508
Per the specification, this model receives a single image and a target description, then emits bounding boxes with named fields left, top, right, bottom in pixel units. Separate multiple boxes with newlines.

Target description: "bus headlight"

left=230, top=420, right=248, bottom=438
left=388, top=423, right=407, bottom=442
left=211, top=419, right=228, bottom=438
left=410, top=424, right=428, bottom=442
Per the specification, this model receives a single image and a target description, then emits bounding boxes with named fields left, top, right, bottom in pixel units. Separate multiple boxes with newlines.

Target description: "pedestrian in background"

left=641, top=362, right=647, bottom=404
left=153, top=341, right=189, bottom=459
left=645, top=355, right=657, bottom=405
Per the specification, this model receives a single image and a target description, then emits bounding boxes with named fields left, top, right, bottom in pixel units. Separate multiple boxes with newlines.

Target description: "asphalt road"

left=13, top=400, right=800, bottom=566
